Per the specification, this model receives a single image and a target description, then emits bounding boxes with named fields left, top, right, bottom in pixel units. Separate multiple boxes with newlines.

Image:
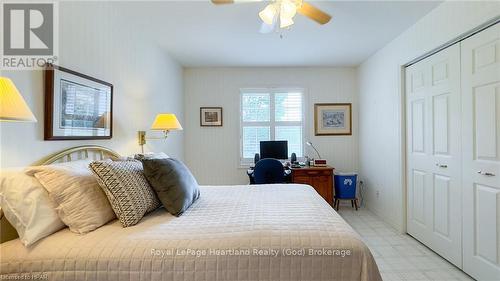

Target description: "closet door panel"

left=412, top=169, right=427, bottom=225
left=462, top=22, right=500, bottom=280
left=411, top=99, right=426, bottom=154
left=406, top=43, right=462, bottom=267
left=407, top=63, right=431, bottom=242
left=433, top=174, right=451, bottom=237
left=428, top=45, right=462, bottom=267
left=433, top=94, right=450, bottom=155
left=475, top=185, right=499, bottom=263
left=474, top=84, right=500, bottom=159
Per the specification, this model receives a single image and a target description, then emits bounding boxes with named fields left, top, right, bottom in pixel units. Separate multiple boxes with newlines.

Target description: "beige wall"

left=358, top=1, right=500, bottom=231
left=184, top=67, right=358, bottom=185
left=0, top=2, right=184, bottom=168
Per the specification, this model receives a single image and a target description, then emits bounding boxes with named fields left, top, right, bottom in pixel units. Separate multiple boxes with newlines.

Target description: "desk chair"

left=252, top=159, right=290, bottom=184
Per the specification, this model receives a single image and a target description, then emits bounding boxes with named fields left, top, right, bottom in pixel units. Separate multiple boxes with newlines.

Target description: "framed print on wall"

left=200, top=107, right=223, bottom=127
left=314, top=103, right=352, bottom=136
left=44, top=64, right=113, bottom=140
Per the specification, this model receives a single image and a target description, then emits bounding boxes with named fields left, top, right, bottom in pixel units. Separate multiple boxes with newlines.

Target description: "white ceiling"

left=114, top=1, right=441, bottom=67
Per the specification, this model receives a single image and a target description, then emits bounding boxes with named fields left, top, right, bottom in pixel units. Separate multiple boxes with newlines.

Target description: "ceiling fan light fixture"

left=259, top=4, right=278, bottom=25
left=280, top=15, right=294, bottom=28
left=212, top=0, right=332, bottom=33
left=280, top=0, right=297, bottom=19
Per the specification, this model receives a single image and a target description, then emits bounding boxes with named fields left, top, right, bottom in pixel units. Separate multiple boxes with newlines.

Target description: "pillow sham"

left=89, top=160, right=161, bottom=227
left=141, top=158, right=200, bottom=216
left=0, top=170, right=65, bottom=246
left=25, top=163, right=116, bottom=234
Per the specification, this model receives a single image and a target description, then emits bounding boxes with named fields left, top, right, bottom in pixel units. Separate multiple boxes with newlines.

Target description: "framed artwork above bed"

left=44, top=64, right=113, bottom=140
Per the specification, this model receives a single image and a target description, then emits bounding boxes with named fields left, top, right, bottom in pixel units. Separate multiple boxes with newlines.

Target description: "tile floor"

left=338, top=208, right=475, bottom=281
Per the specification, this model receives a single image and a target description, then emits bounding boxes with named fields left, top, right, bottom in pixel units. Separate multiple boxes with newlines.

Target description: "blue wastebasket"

left=334, top=173, right=357, bottom=199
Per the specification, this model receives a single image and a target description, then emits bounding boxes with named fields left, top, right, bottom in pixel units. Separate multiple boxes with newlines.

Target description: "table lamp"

left=0, top=77, right=37, bottom=122
left=138, top=113, right=182, bottom=153
left=306, top=141, right=327, bottom=167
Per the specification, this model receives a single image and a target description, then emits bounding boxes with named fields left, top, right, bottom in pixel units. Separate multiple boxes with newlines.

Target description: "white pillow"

left=26, top=162, right=116, bottom=234
left=0, top=169, right=65, bottom=246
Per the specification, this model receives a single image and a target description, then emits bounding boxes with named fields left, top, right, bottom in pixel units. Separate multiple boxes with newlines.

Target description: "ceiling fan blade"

left=211, top=0, right=262, bottom=4
left=297, top=2, right=332, bottom=25
left=211, top=0, right=234, bottom=4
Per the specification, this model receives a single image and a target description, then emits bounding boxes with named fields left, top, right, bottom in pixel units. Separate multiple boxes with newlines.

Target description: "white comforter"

left=0, top=184, right=381, bottom=281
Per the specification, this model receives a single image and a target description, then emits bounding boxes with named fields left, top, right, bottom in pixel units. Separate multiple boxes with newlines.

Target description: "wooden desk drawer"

left=291, top=167, right=334, bottom=206
left=293, top=176, right=312, bottom=185
left=293, top=169, right=332, bottom=177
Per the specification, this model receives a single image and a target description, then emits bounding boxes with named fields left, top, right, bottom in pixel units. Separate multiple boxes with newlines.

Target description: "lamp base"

left=138, top=130, right=171, bottom=153
left=138, top=131, right=146, bottom=146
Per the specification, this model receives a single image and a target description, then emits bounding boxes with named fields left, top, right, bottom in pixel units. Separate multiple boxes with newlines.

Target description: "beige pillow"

left=0, top=169, right=65, bottom=246
left=26, top=162, right=115, bottom=234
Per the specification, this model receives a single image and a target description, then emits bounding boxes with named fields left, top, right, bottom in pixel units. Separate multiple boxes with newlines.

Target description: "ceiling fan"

left=211, top=0, right=332, bottom=33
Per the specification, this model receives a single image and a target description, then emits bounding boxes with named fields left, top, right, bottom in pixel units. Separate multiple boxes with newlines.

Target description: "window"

left=240, top=89, right=304, bottom=164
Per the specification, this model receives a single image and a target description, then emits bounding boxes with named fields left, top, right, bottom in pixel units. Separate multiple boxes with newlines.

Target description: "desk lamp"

left=306, top=141, right=327, bottom=167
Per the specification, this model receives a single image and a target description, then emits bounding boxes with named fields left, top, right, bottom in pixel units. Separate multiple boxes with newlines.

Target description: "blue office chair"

left=253, top=159, right=286, bottom=184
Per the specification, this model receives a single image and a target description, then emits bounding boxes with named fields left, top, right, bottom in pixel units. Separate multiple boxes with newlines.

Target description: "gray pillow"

left=133, top=152, right=169, bottom=161
left=141, top=158, right=200, bottom=216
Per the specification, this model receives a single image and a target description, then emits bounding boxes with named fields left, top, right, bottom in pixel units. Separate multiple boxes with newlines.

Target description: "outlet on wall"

left=376, top=190, right=380, bottom=198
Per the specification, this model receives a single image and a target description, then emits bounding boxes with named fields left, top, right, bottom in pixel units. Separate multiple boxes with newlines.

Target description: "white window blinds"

left=240, top=90, right=304, bottom=164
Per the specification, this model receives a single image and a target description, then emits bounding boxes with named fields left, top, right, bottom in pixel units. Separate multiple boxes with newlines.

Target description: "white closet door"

left=406, top=44, right=462, bottom=267
left=461, top=22, right=500, bottom=280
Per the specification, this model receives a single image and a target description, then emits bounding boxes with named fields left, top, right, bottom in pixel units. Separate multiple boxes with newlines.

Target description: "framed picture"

left=314, top=103, right=352, bottom=136
left=44, top=64, right=113, bottom=140
left=200, top=107, right=223, bottom=127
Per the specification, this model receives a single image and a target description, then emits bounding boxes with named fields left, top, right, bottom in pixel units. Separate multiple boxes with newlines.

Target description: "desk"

left=246, top=165, right=335, bottom=207
left=291, top=166, right=335, bottom=206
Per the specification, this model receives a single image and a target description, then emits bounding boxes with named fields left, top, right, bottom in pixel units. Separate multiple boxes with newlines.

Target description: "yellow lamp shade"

left=150, top=113, right=182, bottom=131
left=0, top=77, right=37, bottom=122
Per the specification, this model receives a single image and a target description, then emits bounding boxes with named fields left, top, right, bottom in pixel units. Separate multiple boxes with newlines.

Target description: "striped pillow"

left=89, top=160, right=160, bottom=227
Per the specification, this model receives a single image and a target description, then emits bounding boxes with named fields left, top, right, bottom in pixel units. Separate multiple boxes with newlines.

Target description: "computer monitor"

left=260, top=141, right=288, bottom=160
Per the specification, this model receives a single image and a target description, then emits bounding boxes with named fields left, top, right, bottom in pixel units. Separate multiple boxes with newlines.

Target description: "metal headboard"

left=34, top=145, right=120, bottom=165
left=1, top=145, right=121, bottom=243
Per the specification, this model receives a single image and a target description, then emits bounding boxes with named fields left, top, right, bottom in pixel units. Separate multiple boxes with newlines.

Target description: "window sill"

left=239, top=163, right=253, bottom=170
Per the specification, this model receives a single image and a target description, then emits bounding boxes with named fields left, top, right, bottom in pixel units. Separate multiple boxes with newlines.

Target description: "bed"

left=0, top=146, right=381, bottom=281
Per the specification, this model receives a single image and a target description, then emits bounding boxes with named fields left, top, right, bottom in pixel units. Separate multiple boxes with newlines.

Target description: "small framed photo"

left=200, top=107, right=223, bottom=127
left=314, top=103, right=352, bottom=136
left=44, top=64, right=113, bottom=140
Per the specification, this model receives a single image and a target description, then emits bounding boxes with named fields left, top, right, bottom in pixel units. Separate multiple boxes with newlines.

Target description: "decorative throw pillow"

left=89, top=160, right=161, bottom=227
left=141, top=158, right=200, bottom=216
left=0, top=169, right=65, bottom=246
left=25, top=163, right=116, bottom=234
left=133, top=152, right=169, bottom=161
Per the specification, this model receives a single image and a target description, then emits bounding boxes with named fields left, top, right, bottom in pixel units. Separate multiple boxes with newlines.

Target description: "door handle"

left=477, top=171, right=496, bottom=177
left=435, top=163, right=448, bottom=168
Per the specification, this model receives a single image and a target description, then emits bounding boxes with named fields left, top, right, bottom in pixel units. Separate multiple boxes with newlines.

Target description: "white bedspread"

left=0, top=184, right=381, bottom=281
